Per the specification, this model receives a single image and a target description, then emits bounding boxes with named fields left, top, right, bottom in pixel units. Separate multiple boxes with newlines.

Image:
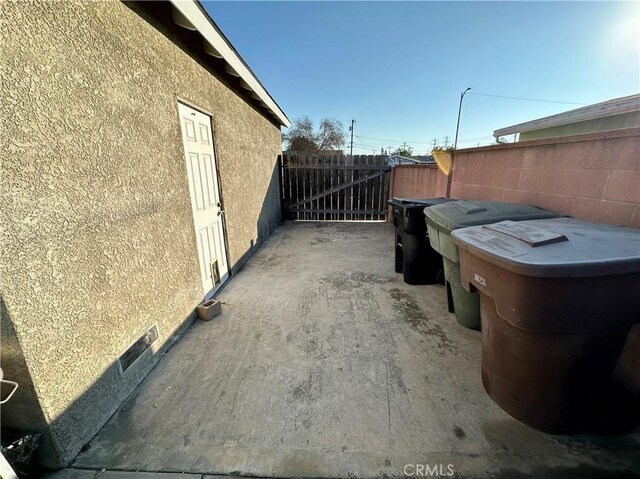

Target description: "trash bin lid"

left=388, top=197, right=453, bottom=209
left=423, top=200, right=558, bottom=232
left=389, top=197, right=455, bottom=208
left=451, top=217, right=640, bottom=277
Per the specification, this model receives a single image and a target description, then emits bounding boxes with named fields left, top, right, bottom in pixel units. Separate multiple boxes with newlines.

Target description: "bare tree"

left=316, top=118, right=345, bottom=152
left=283, top=116, right=317, bottom=152
left=283, top=116, right=345, bottom=153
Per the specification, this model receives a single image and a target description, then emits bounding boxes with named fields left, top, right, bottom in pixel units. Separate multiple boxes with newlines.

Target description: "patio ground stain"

left=321, top=271, right=390, bottom=289
left=388, top=288, right=453, bottom=350
left=454, top=426, right=466, bottom=439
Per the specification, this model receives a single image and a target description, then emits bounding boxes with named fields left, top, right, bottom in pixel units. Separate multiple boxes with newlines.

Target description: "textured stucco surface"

left=1, top=0, right=282, bottom=467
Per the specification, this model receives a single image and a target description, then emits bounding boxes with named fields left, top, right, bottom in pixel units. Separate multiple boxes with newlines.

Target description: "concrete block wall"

left=388, top=128, right=640, bottom=228
left=388, top=164, right=448, bottom=200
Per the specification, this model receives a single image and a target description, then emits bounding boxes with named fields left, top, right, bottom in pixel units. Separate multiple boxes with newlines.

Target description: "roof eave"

left=493, top=93, right=640, bottom=138
left=169, top=0, right=290, bottom=128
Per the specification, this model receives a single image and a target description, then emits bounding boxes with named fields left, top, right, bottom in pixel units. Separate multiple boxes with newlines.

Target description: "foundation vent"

left=118, top=324, right=159, bottom=374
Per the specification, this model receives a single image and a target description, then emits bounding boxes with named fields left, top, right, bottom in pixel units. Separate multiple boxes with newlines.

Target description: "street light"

left=453, top=87, right=471, bottom=150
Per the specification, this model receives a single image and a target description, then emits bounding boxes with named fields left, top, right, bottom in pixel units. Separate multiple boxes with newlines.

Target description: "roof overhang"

left=169, top=0, right=290, bottom=128
left=388, top=154, right=418, bottom=163
left=493, top=93, right=640, bottom=138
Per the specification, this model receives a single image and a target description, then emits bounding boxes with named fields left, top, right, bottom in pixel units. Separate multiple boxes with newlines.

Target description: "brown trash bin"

left=452, top=218, right=640, bottom=433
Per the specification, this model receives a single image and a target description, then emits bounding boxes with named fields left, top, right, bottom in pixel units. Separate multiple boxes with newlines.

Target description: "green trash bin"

left=424, top=200, right=559, bottom=330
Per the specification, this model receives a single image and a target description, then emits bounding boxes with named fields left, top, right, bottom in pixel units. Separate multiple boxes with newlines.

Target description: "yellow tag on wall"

left=432, top=149, right=453, bottom=175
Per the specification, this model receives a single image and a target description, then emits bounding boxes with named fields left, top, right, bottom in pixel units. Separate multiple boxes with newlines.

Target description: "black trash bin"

left=388, top=197, right=454, bottom=285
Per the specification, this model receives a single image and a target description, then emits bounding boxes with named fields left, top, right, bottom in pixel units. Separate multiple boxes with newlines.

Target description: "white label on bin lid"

left=483, top=221, right=568, bottom=247
left=455, top=200, right=487, bottom=214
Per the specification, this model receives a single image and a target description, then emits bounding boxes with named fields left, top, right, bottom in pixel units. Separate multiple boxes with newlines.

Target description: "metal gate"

left=281, top=153, right=391, bottom=221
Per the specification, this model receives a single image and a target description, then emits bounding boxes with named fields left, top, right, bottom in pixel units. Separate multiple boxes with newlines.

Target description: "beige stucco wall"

left=1, top=0, right=282, bottom=467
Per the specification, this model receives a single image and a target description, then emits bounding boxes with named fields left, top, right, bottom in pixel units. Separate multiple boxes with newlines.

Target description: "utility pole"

left=349, top=119, right=355, bottom=157
left=454, top=87, right=471, bottom=150
left=432, top=138, right=437, bottom=150
left=443, top=136, right=450, bottom=148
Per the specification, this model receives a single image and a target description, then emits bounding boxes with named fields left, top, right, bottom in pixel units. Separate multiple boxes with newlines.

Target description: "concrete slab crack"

left=386, top=362, right=391, bottom=431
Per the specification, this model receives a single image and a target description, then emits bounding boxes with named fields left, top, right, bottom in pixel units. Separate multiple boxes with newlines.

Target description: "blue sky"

left=203, top=1, right=639, bottom=154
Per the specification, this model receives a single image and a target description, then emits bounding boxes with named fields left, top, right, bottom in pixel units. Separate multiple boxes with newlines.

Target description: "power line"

left=467, top=92, right=587, bottom=106
left=356, top=134, right=433, bottom=144
left=354, top=135, right=496, bottom=152
left=354, top=135, right=378, bottom=150
left=458, top=135, right=495, bottom=142
left=354, top=135, right=391, bottom=147
left=352, top=142, right=374, bottom=148
left=355, top=134, right=495, bottom=152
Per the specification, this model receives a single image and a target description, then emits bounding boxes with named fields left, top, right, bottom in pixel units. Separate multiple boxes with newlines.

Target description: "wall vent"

left=118, top=324, right=159, bottom=374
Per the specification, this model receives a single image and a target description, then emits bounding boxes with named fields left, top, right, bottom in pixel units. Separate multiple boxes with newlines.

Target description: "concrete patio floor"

left=62, top=222, right=638, bottom=478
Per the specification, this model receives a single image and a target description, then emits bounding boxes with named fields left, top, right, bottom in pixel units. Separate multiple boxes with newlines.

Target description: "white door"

left=178, top=102, right=229, bottom=298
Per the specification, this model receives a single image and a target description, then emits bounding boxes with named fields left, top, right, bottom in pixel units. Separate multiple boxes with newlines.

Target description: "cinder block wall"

left=1, top=0, right=282, bottom=467
left=389, top=128, right=640, bottom=228
left=388, top=164, right=448, bottom=200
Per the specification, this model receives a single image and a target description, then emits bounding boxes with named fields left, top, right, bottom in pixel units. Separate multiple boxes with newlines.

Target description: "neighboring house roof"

left=283, top=150, right=344, bottom=155
left=493, top=93, right=640, bottom=138
left=170, top=1, right=290, bottom=127
left=387, top=154, right=436, bottom=165
left=388, top=154, right=420, bottom=165
left=413, top=155, right=436, bottom=165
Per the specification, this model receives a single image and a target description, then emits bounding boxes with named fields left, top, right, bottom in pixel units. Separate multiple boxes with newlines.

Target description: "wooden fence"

left=281, top=153, right=391, bottom=221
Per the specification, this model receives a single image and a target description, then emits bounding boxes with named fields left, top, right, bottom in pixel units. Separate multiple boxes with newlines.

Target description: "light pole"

left=349, top=119, right=355, bottom=157
left=453, top=87, right=471, bottom=150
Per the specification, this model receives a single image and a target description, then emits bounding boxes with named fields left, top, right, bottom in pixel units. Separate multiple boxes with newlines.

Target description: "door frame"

left=176, top=97, right=232, bottom=299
